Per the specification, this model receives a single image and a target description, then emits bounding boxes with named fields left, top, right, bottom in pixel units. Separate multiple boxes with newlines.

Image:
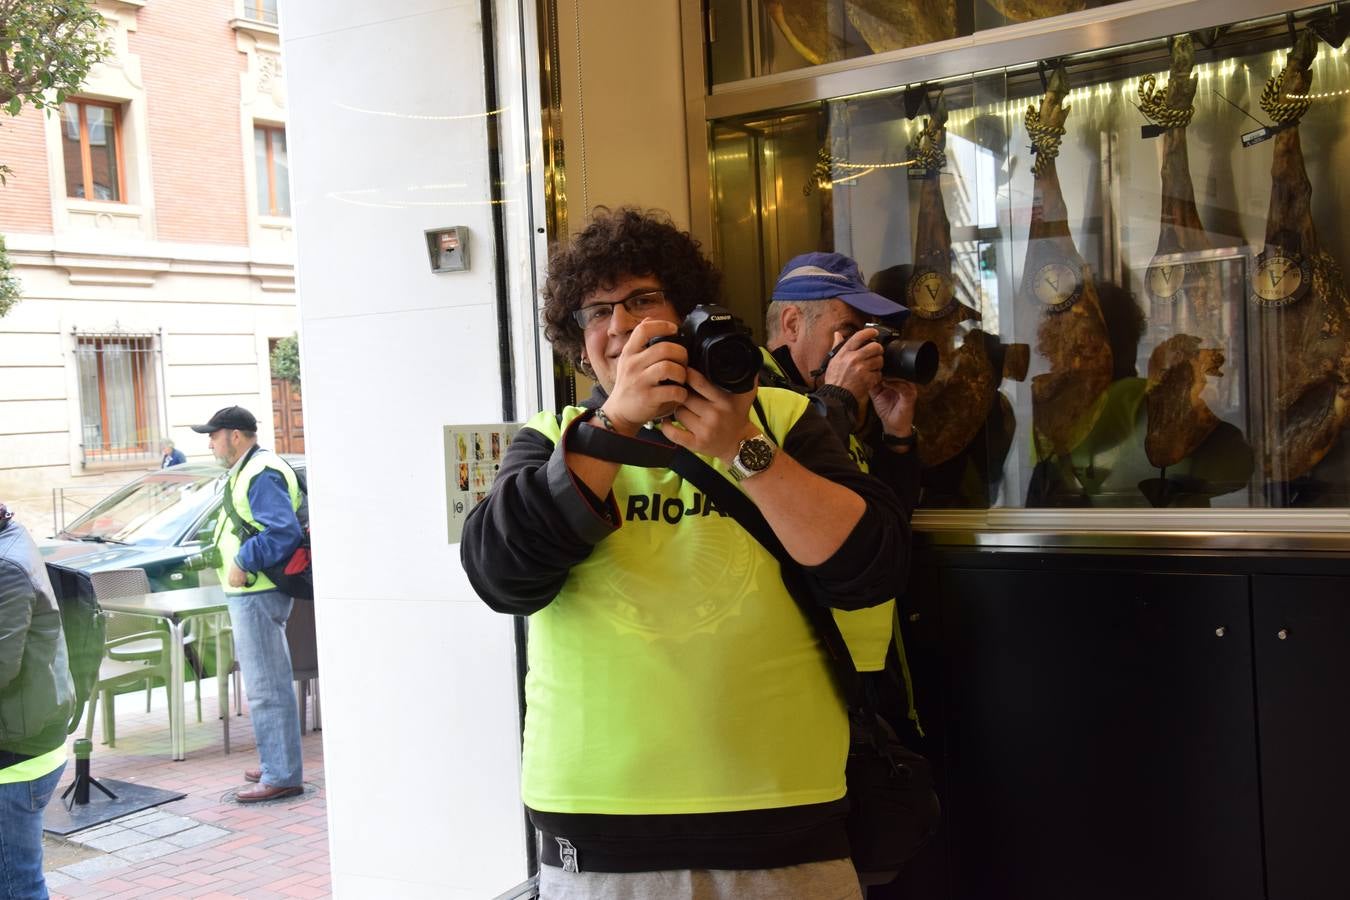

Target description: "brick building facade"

left=0, top=0, right=298, bottom=531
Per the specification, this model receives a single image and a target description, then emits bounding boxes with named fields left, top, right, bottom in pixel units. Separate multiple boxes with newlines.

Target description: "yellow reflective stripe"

left=893, top=604, right=924, bottom=738
left=0, top=744, right=66, bottom=784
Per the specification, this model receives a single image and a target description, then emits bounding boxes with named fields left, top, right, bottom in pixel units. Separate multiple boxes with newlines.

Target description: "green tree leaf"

left=1, top=0, right=109, bottom=318
left=270, top=334, right=303, bottom=386
left=0, top=1, right=109, bottom=112
left=0, top=236, right=21, bottom=319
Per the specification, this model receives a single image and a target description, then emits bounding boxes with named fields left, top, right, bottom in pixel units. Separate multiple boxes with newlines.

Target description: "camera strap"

left=222, top=445, right=262, bottom=541
left=809, top=338, right=850, bottom=380
left=568, top=409, right=873, bottom=722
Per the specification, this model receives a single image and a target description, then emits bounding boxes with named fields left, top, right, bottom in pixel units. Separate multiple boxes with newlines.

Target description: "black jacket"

left=464, top=386, right=910, bottom=618
left=0, top=517, right=76, bottom=760
left=761, top=344, right=922, bottom=513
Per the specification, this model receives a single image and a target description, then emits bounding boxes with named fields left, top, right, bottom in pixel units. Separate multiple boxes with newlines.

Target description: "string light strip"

left=1285, top=87, right=1350, bottom=100
left=832, top=159, right=917, bottom=170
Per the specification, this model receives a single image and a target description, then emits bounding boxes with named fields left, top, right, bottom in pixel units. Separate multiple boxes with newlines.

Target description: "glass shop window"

left=709, top=12, right=1350, bottom=510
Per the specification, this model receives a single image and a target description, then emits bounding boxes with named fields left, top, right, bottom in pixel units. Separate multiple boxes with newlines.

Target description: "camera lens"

left=881, top=340, right=939, bottom=385
left=703, top=334, right=760, bottom=394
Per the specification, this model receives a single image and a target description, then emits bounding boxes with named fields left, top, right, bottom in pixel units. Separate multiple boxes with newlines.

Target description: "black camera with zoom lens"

left=647, top=303, right=761, bottom=394
left=862, top=324, right=939, bottom=385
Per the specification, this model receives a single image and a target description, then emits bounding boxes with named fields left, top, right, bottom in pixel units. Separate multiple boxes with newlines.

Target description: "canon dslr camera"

left=647, top=303, right=761, bottom=394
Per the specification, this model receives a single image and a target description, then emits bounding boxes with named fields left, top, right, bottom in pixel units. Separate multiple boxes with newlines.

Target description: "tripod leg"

left=64, top=738, right=119, bottom=808
left=88, top=776, right=119, bottom=801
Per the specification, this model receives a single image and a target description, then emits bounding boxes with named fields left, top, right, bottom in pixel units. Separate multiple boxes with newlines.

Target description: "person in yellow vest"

left=762, top=254, right=940, bottom=886
left=761, top=252, right=922, bottom=679
left=0, top=503, right=75, bottom=898
left=192, top=406, right=305, bottom=803
left=462, top=208, right=909, bottom=899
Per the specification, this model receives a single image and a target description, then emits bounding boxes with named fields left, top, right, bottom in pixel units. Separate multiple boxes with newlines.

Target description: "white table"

left=97, top=585, right=230, bottom=761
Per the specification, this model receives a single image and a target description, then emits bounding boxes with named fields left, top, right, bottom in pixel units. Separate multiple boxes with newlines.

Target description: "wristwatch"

left=729, top=434, right=776, bottom=482
left=882, top=426, right=919, bottom=450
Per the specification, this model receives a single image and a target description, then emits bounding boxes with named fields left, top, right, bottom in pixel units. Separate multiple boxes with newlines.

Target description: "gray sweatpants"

left=537, top=858, right=863, bottom=900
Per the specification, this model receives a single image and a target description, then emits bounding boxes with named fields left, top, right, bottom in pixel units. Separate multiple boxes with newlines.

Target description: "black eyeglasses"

left=572, top=289, right=670, bottom=330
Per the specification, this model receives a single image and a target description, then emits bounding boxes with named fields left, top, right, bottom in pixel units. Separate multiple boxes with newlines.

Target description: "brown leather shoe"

left=236, top=783, right=303, bottom=803
left=244, top=769, right=262, bottom=783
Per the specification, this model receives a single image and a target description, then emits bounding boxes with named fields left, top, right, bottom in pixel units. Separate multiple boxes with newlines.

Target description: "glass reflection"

left=709, top=0, right=1131, bottom=84
left=709, top=13, right=1350, bottom=509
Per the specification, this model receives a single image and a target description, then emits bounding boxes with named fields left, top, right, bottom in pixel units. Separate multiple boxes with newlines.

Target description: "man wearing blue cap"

left=761, top=252, right=931, bottom=804
left=192, top=406, right=306, bottom=803
left=763, top=251, right=920, bottom=472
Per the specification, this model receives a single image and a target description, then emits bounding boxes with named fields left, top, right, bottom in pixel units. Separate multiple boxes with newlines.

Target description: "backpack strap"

left=572, top=417, right=895, bottom=760
left=663, top=446, right=864, bottom=709
left=570, top=415, right=863, bottom=705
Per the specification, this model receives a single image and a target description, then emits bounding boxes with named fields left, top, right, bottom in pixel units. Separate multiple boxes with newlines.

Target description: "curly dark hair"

left=542, top=207, right=721, bottom=364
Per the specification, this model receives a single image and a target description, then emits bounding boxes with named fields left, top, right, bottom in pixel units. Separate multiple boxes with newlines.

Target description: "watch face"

left=908, top=269, right=957, bottom=319
left=1031, top=262, right=1082, bottom=313
left=1146, top=259, right=1188, bottom=302
left=1251, top=250, right=1311, bottom=308
left=738, top=437, right=775, bottom=472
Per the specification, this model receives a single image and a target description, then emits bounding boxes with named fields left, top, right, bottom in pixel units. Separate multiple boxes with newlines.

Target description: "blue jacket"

left=234, top=469, right=304, bottom=575
left=161, top=448, right=186, bottom=468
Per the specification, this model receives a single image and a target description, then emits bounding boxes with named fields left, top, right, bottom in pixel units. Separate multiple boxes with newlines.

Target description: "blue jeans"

left=227, top=590, right=303, bottom=787
left=0, top=761, right=66, bottom=900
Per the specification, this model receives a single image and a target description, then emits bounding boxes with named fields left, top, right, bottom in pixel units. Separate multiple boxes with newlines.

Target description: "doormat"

left=43, top=780, right=186, bottom=836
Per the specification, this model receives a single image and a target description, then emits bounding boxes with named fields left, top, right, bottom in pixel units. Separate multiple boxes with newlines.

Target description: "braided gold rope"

left=808, top=146, right=833, bottom=194
left=1137, top=74, right=1195, bottom=129
left=1025, top=104, right=1066, bottom=176
left=1260, top=71, right=1312, bottom=124
left=909, top=118, right=947, bottom=174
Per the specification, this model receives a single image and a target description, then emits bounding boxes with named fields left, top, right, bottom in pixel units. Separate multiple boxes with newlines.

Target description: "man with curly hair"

left=462, top=208, right=909, bottom=898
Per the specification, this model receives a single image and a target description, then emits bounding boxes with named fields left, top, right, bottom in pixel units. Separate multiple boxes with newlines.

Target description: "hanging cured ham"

left=1252, top=31, right=1350, bottom=481
left=1021, top=65, right=1114, bottom=457
left=765, top=0, right=954, bottom=66
left=1139, top=35, right=1227, bottom=469
left=902, top=101, right=1028, bottom=467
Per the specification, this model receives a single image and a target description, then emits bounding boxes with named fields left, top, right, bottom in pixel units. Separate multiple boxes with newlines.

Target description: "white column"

left=281, top=1, right=529, bottom=896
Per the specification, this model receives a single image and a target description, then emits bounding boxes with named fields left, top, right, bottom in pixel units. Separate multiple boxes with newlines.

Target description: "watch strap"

left=729, top=434, right=775, bottom=481
left=881, top=428, right=918, bottom=449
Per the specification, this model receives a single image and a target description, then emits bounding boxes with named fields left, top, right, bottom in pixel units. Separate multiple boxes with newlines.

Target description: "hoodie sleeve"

left=780, top=409, right=912, bottom=611
left=0, top=558, right=36, bottom=692
left=460, top=418, right=621, bottom=616
left=235, top=470, right=304, bottom=574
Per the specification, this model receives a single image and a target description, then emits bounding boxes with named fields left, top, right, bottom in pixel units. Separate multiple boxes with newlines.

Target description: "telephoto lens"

left=865, top=324, right=939, bottom=385
left=182, top=546, right=221, bottom=571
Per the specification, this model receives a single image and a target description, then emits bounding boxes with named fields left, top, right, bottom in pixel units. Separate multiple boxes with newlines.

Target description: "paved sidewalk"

left=45, top=680, right=329, bottom=899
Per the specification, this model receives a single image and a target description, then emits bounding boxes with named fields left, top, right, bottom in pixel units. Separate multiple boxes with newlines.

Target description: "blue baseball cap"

left=770, top=252, right=908, bottom=318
